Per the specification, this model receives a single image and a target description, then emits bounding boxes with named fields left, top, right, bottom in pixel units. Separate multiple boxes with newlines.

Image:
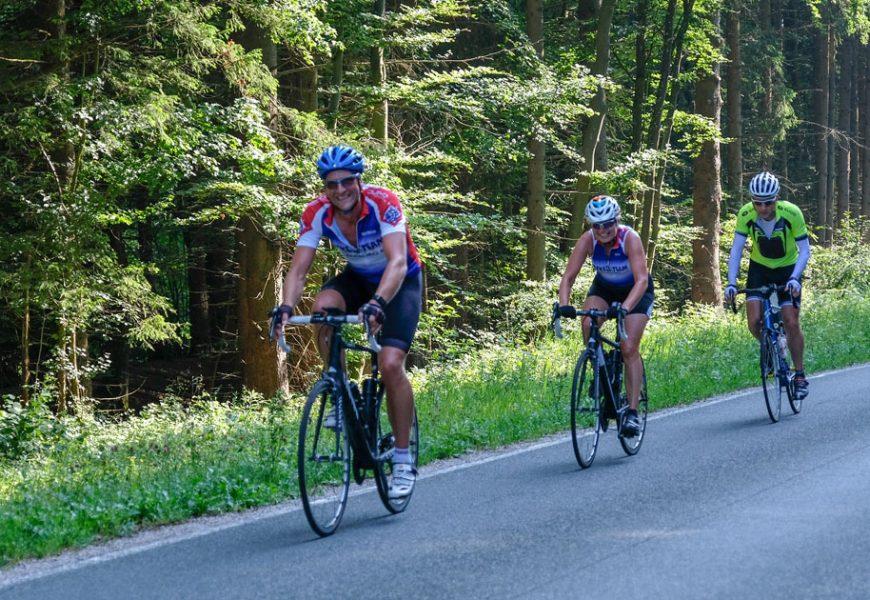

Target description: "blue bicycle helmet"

left=316, top=145, right=365, bottom=179
left=748, top=171, right=780, bottom=199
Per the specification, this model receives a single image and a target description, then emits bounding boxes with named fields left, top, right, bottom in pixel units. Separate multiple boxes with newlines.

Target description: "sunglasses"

left=592, top=219, right=618, bottom=230
left=324, top=175, right=359, bottom=190
left=752, top=198, right=776, bottom=207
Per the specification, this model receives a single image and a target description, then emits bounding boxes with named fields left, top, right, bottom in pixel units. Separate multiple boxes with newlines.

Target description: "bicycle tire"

left=760, top=335, right=781, bottom=423
left=571, top=351, right=601, bottom=468
left=619, top=359, right=649, bottom=456
left=374, top=391, right=419, bottom=514
left=298, top=379, right=351, bottom=536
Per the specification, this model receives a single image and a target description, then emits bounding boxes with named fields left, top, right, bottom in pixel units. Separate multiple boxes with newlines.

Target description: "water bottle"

left=778, top=333, right=788, bottom=358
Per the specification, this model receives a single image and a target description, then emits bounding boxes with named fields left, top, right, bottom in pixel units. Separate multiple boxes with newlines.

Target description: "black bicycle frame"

left=275, top=312, right=390, bottom=466
left=581, top=310, right=626, bottom=412
left=554, top=304, right=627, bottom=411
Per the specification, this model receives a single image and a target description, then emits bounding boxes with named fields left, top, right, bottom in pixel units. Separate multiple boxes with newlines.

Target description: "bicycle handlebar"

left=551, top=302, right=627, bottom=342
left=728, top=284, right=790, bottom=314
left=269, top=312, right=382, bottom=354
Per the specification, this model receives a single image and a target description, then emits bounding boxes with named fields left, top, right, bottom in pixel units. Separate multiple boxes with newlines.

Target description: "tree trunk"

left=641, top=0, right=695, bottom=253
left=235, top=20, right=288, bottom=397
left=186, top=228, right=210, bottom=354
left=370, top=0, right=388, bottom=145
left=814, top=21, right=830, bottom=239
left=724, top=0, right=742, bottom=208
left=21, top=281, right=31, bottom=405
left=630, top=0, right=649, bottom=154
left=825, top=26, right=837, bottom=242
left=836, top=37, right=852, bottom=226
left=849, top=39, right=860, bottom=212
left=691, top=10, right=723, bottom=305
left=759, top=0, right=773, bottom=165
left=862, top=46, right=870, bottom=223
left=328, top=46, right=344, bottom=128
left=568, top=0, right=617, bottom=243
left=237, top=217, right=288, bottom=397
left=525, top=0, right=546, bottom=280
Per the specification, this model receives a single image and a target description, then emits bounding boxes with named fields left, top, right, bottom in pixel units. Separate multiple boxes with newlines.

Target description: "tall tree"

left=525, top=0, right=546, bottom=280
left=862, top=45, right=870, bottom=222
left=370, top=0, right=388, bottom=145
left=835, top=36, right=853, bottom=226
left=568, top=0, right=618, bottom=243
left=236, top=21, right=288, bottom=398
left=691, top=7, right=723, bottom=305
left=724, top=0, right=743, bottom=208
left=814, top=18, right=831, bottom=241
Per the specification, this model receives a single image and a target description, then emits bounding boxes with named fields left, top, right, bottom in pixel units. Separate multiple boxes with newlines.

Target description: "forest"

left=0, top=0, right=868, bottom=419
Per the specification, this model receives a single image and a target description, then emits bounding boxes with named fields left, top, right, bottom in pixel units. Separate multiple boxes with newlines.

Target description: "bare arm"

left=373, top=232, right=408, bottom=303
left=280, top=245, right=316, bottom=309
left=559, top=232, right=593, bottom=305
left=621, top=231, right=649, bottom=313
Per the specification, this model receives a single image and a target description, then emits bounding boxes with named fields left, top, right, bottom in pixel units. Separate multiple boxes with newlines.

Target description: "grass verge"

left=2, top=290, right=868, bottom=565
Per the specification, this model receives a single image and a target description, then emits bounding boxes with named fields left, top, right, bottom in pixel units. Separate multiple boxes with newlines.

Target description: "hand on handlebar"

left=558, top=304, right=577, bottom=318
left=269, top=304, right=293, bottom=341
left=606, top=303, right=627, bottom=320
left=785, top=278, right=801, bottom=297
left=359, top=302, right=385, bottom=336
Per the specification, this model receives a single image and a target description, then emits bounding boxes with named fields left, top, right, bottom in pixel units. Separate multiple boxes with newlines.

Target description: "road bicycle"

left=270, top=311, right=419, bottom=536
left=730, top=285, right=800, bottom=422
left=553, top=304, right=649, bottom=468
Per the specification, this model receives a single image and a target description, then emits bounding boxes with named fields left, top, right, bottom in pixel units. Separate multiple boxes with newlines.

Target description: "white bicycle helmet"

left=584, top=195, right=621, bottom=224
left=748, top=171, right=780, bottom=199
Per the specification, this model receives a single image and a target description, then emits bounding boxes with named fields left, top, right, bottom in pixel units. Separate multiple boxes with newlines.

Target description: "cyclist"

left=557, top=195, right=654, bottom=437
left=724, top=171, right=810, bottom=400
left=273, top=145, right=423, bottom=499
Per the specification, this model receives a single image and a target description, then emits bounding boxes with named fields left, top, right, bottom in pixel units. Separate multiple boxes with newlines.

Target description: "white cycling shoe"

left=388, top=463, right=417, bottom=499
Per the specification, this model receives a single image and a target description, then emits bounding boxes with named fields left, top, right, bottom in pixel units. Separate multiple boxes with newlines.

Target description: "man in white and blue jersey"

left=274, top=145, right=422, bottom=499
left=557, top=195, right=654, bottom=437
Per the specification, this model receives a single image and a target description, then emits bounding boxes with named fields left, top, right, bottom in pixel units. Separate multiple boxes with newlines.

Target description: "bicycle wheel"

left=298, top=379, right=351, bottom=536
left=571, top=351, right=601, bottom=468
left=619, top=359, right=649, bottom=456
left=374, top=390, right=419, bottom=514
left=760, top=335, right=781, bottom=423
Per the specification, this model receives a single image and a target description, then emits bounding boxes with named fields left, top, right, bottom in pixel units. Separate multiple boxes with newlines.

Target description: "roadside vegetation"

left=2, top=284, right=867, bottom=565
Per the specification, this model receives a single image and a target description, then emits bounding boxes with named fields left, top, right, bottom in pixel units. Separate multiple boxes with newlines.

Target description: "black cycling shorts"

left=745, top=260, right=801, bottom=308
left=321, top=269, right=422, bottom=352
left=587, top=276, right=655, bottom=317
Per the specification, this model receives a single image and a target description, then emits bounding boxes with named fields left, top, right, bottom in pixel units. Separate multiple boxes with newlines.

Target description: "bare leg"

left=312, top=290, right=346, bottom=362
left=622, top=314, right=649, bottom=410
left=581, top=295, right=609, bottom=344
left=781, top=305, right=805, bottom=371
left=379, top=346, right=414, bottom=449
left=745, top=299, right=763, bottom=340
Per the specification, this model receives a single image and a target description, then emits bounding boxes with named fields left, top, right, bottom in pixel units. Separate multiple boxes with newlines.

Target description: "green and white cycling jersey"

left=734, top=200, right=808, bottom=269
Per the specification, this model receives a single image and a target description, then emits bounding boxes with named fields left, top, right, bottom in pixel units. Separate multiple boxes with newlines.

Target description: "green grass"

left=1, top=290, right=868, bottom=565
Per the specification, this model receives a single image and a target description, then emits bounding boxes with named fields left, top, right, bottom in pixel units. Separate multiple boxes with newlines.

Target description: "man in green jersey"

left=724, top=171, right=811, bottom=399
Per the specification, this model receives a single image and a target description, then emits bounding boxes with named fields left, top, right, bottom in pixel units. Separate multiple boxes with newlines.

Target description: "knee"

left=379, top=353, right=407, bottom=381
left=312, top=299, right=341, bottom=314
left=782, top=313, right=800, bottom=330
left=620, top=340, right=640, bottom=360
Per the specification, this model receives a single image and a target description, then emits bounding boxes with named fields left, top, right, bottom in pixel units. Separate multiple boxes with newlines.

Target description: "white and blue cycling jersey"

left=296, top=185, right=422, bottom=284
left=590, top=225, right=637, bottom=287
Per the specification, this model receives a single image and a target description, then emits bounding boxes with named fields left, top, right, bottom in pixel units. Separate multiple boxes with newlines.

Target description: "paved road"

left=3, top=365, right=870, bottom=599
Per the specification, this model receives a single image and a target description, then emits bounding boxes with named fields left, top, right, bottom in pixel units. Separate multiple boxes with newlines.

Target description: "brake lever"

left=552, top=302, right=563, bottom=339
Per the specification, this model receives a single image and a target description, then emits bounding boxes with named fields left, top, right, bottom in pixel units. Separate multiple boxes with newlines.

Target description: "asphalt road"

left=3, top=364, right=869, bottom=599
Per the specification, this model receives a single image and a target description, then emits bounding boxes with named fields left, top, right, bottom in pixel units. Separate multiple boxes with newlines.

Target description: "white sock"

left=393, top=447, right=412, bottom=465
